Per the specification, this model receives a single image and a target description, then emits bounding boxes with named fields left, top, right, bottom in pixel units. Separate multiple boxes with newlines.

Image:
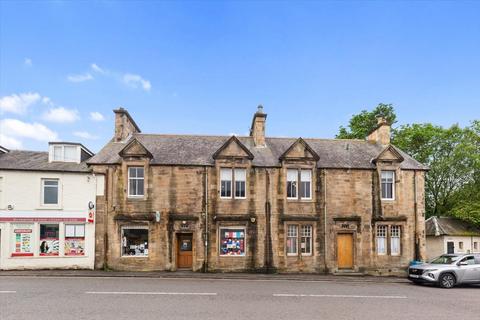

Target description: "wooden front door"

left=337, top=233, right=354, bottom=269
left=177, top=234, right=193, bottom=269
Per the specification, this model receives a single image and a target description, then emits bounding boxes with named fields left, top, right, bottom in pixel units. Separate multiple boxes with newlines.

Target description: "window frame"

left=286, top=223, right=313, bottom=256
left=380, top=170, right=395, bottom=200
left=41, top=178, right=60, bottom=206
left=121, top=225, right=149, bottom=257
left=234, top=168, right=247, bottom=199
left=287, top=169, right=313, bottom=201
left=219, top=168, right=247, bottom=200
left=390, top=225, right=401, bottom=256
left=51, top=145, right=78, bottom=163
left=219, top=226, right=246, bottom=257
left=300, top=224, right=313, bottom=256
left=376, top=225, right=387, bottom=255
left=127, top=166, right=145, bottom=198
left=300, top=169, right=312, bottom=200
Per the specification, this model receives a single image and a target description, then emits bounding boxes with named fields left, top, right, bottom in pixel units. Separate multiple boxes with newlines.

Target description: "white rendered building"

left=0, top=142, right=103, bottom=270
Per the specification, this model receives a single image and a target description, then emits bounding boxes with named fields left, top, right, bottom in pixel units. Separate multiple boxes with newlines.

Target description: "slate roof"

left=0, top=150, right=90, bottom=173
left=87, top=133, right=428, bottom=170
left=426, top=216, right=480, bottom=237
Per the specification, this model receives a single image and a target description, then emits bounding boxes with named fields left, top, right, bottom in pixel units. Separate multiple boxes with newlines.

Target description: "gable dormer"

left=118, top=138, right=152, bottom=160
left=279, top=138, right=319, bottom=162
left=212, top=136, right=254, bottom=161
left=49, top=142, right=93, bottom=163
left=372, top=145, right=404, bottom=165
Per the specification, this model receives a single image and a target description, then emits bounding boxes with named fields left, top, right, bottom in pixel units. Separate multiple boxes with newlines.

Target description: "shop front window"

left=121, top=226, right=149, bottom=257
left=40, top=224, right=59, bottom=256
left=376, top=225, right=387, bottom=255
left=12, top=224, right=34, bottom=257
left=65, top=224, right=86, bottom=256
left=219, top=227, right=245, bottom=256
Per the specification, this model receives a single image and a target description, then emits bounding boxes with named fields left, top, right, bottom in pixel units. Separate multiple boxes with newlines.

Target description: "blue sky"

left=1, top=1, right=479, bottom=152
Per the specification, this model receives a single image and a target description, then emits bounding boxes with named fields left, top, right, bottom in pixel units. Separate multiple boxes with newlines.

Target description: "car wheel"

left=439, top=273, right=456, bottom=289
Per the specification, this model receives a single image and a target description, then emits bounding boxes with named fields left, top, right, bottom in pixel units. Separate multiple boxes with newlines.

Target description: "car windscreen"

left=430, top=255, right=461, bottom=264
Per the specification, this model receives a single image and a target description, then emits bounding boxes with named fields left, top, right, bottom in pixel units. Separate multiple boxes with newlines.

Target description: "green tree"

left=392, top=122, right=479, bottom=219
left=336, top=103, right=397, bottom=139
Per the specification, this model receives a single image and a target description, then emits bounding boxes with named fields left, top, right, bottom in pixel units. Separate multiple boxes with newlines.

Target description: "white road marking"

left=273, top=293, right=407, bottom=299
left=0, top=291, right=16, bottom=294
left=85, top=291, right=217, bottom=296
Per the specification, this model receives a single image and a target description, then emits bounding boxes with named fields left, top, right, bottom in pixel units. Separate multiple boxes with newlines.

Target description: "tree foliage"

left=392, top=123, right=479, bottom=219
left=336, top=103, right=396, bottom=139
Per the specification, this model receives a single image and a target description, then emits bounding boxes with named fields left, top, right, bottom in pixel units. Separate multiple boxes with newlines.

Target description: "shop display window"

left=121, top=226, right=149, bottom=256
left=219, top=227, right=245, bottom=256
left=65, top=224, right=86, bottom=256
left=40, top=224, right=60, bottom=256
left=12, top=224, right=34, bottom=257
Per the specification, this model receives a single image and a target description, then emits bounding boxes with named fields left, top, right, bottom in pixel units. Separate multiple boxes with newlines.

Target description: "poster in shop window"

left=65, top=238, right=85, bottom=256
left=12, top=224, right=33, bottom=256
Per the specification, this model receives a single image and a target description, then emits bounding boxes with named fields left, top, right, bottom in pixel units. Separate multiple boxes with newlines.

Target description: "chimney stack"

left=113, top=108, right=141, bottom=142
left=367, top=116, right=391, bottom=145
left=250, top=105, right=267, bottom=147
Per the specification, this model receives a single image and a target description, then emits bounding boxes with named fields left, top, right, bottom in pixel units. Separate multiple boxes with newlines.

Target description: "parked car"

left=408, top=254, right=480, bottom=288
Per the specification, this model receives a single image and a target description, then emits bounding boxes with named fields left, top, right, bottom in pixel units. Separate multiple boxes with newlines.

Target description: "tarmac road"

left=0, top=276, right=479, bottom=320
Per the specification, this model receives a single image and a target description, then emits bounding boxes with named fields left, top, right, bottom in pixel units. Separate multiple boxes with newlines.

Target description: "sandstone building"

left=88, top=107, right=428, bottom=274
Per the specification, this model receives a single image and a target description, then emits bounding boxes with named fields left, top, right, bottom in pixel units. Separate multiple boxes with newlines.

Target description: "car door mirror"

left=458, top=261, right=468, bottom=266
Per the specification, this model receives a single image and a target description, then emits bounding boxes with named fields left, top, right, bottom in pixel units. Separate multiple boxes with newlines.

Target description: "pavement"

left=0, top=269, right=409, bottom=283
left=1, top=274, right=479, bottom=320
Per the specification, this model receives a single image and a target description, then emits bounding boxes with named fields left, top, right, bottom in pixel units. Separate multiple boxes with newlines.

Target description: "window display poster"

left=40, top=238, right=59, bottom=256
left=220, top=228, right=245, bottom=256
left=65, top=238, right=85, bottom=256
left=12, top=224, right=33, bottom=256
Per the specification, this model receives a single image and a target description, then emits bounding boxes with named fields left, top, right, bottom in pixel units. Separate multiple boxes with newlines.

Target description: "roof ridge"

left=134, top=133, right=370, bottom=143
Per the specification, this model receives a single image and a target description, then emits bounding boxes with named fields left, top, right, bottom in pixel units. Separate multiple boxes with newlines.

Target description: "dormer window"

left=49, top=142, right=93, bottom=163
left=287, top=169, right=312, bottom=200
left=220, top=168, right=247, bottom=199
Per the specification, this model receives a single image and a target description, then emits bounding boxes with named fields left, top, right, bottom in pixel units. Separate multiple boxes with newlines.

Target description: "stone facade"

left=89, top=107, right=427, bottom=275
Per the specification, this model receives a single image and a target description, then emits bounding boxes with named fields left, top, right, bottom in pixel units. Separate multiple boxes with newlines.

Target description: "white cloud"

left=0, top=92, right=41, bottom=114
left=89, top=111, right=105, bottom=121
left=24, top=58, right=32, bottom=67
left=73, top=131, right=98, bottom=140
left=0, top=119, right=58, bottom=142
left=67, top=73, right=93, bottom=82
left=43, top=107, right=80, bottom=123
left=123, top=73, right=151, bottom=91
left=0, top=133, right=23, bottom=149
left=91, top=63, right=106, bottom=74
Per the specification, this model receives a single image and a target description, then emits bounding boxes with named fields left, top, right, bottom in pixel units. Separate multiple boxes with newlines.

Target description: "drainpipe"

left=323, top=169, right=328, bottom=272
left=414, top=170, right=419, bottom=261
left=265, top=169, right=272, bottom=273
left=204, top=166, right=209, bottom=272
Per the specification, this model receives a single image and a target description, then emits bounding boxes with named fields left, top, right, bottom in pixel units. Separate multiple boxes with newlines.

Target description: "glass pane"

left=75, top=224, right=85, bottom=237
left=65, top=225, right=76, bottom=237
left=40, top=224, right=59, bottom=256
left=287, top=181, right=297, bottom=198
left=53, top=146, right=62, bottom=161
left=234, top=169, right=246, bottom=181
left=221, top=180, right=231, bottom=197
left=287, top=169, right=297, bottom=182
left=129, top=167, right=137, bottom=178
left=301, top=170, right=311, bottom=182
left=220, top=168, right=232, bottom=180
left=122, top=228, right=149, bottom=256
left=137, top=179, right=144, bottom=196
left=235, top=181, right=245, bottom=198
left=136, top=167, right=144, bottom=178
left=44, top=180, right=58, bottom=186
left=64, top=146, right=77, bottom=162
left=43, top=185, right=58, bottom=204
left=129, top=179, right=137, bottom=195
left=287, top=237, right=297, bottom=254
left=219, top=228, right=245, bottom=256
left=301, top=181, right=311, bottom=198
